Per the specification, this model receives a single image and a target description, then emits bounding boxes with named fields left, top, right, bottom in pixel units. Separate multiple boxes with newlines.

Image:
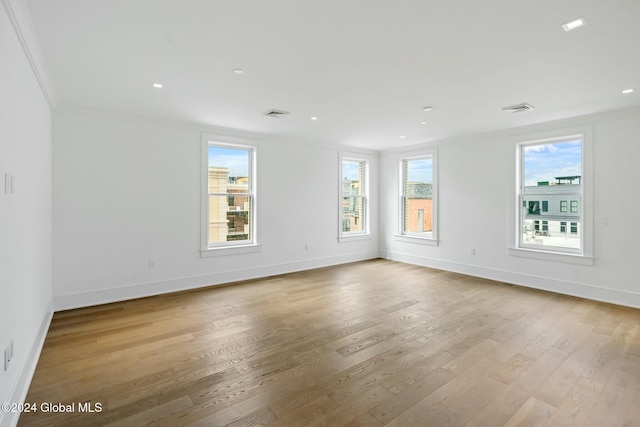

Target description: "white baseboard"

left=0, top=307, right=53, bottom=427
left=54, top=251, right=380, bottom=311
left=382, top=250, right=640, bottom=309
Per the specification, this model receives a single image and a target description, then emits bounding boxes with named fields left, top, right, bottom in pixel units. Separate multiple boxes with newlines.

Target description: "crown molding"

left=1, top=0, right=56, bottom=109
left=382, top=106, right=640, bottom=155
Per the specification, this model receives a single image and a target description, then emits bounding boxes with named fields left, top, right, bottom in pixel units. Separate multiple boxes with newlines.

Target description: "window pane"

left=207, top=145, right=252, bottom=247
left=403, top=157, right=433, bottom=234
left=521, top=140, right=582, bottom=251
left=528, top=201, right=540, bottom=215
left=342, top=196, right=364, bottom=232
left=208, top=195, right=252, bottom=244
left=342, top=160, right=365, bottom=233
left=570, top=200, right=578, bottom=213
left=208, top=146, right=250, bottom=188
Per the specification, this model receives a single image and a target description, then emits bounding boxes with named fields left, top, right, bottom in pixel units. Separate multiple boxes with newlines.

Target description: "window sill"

left=508, top=247, right=593, bottom=265
left=338, top=233, right=372, bottom=243
left=394, top=234, right=439, bottom=246
left=201, top=244, right=262, bottom=258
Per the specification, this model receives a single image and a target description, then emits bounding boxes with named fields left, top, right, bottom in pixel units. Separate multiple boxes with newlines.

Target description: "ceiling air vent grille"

left=502, top=103, right=535, bottom=113
left=263, top=109, right=290, bottom=118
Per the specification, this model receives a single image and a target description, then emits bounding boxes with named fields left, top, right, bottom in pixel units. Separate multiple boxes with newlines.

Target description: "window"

left=570, top=200, right=578, bottom=213
left=560, top=201, right=568, bottom=212
left=513, top=131, right=592, bottom=263
left=201, top=137, right=259, bottom=255
left=339, top=152, right=371, bottom=241
left=396, top=150, right=438, bottom=244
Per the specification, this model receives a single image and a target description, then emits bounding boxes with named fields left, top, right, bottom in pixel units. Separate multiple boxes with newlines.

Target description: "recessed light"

left=400, top=135, right=406, bottom=139
left=422, top=106, right=433, bottom=112
left=310, top=116, right=318, bottom=121
left=420, top=121, right=428, bottom=125
left=233, top=68, right=244, bottom=75
left=561, top=18, right=586, bottom=32
left=622, top=88, right=635, bottom=94
left=152, top=83, right=163, bottom=89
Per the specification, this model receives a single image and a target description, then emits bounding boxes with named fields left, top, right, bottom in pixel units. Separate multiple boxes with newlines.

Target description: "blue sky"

left=523, top=140, right=581, bottom=186
left=209, top=146, right=249, bottom=177
left=406, top=158, right=433, bottom=183
left=343, top=160, right=362, bottom=181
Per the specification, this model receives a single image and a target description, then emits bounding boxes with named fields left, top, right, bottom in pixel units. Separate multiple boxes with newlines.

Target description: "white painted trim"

left=54, top=105, right=379, bottom=155
left=0, top=0, right=56, bottom=109
left=338, top=151, right=372, bottom=240
left=397, top=148, right=438, bottom=241
left=201, top=136, right=260, bottom=252
left=507, top=247, right=594, bottom=266
left=338, top=234, right=373, bottom=243
left=0, top=307, right=53, bottom=427
left=509, top=125, right=594, bottom=263
left=383, top=107, right=640, bottom=155
left=53, top=251, right=380, bottom=312
left=393, top=234, right=438, bottom=246
left=382, top=250, right=640, bottom=309
left=200, top=244, right=262, bottom=257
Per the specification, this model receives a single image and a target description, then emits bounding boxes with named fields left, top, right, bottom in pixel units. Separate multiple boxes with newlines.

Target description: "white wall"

left=0, top=2, right=53, bottom=426
left=381, top=108, right=640, bottom=308
left=52, top=105, right=640, bottom=311
left=52, top=107, right=379, bottom=310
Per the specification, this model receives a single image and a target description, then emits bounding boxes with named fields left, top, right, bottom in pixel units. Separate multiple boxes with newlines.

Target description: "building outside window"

left=202, top=139, right=257, bottom=252
left=560, top=201, right=568, bottom=212
left=570, top=200, right=578, bottom=213
left=339, top=152, right=371, bottom=240
left=517, top=136, right=583, bottom=253
left=397, top=150, right=438, bottom=244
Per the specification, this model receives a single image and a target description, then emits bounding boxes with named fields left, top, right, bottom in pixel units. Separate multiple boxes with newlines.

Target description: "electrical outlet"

left=469, top=248, right=476, bottom=255
left=148, top=260, right=156, bottom=269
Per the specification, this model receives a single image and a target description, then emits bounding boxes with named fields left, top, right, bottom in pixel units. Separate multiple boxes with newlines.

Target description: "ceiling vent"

left=502, top=103, right=534, bottom=113
left=263, top=109, right=290, bottom=118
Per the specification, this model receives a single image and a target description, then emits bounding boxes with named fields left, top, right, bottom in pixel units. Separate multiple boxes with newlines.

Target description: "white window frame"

left=201, top=135, right=261, bottom=257
left=338, top=152, right=371, bottom=242
left=508, top=127, right=593, bottom=265
left=394, top=149, right=438, bottom=246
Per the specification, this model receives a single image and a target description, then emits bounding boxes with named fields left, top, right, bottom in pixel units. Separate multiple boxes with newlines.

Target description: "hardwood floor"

left=19, top=259, right=640, bottom=426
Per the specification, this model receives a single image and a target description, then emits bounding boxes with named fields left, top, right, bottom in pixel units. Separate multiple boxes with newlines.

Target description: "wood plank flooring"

left=19, top=259, right=640, bottom=426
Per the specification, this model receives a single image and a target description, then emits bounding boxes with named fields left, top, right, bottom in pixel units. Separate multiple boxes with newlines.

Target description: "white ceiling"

left=26, top=0, right=640, bottom=150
